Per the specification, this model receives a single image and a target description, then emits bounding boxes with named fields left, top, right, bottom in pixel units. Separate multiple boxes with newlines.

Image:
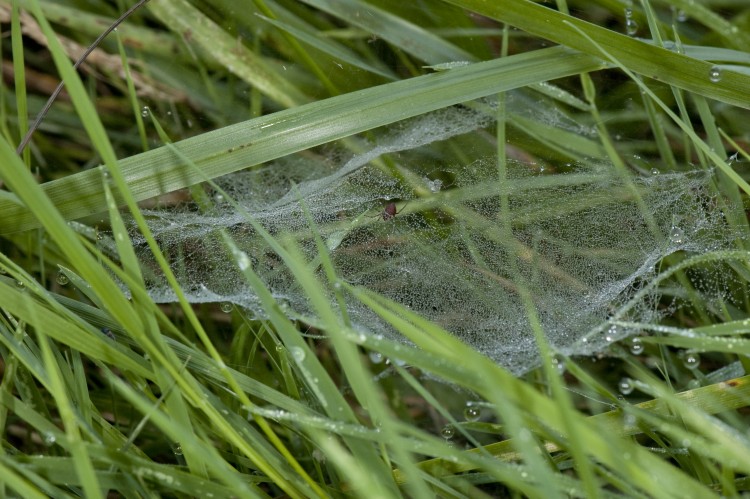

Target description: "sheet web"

left=127, top=99, right=732, bottom=375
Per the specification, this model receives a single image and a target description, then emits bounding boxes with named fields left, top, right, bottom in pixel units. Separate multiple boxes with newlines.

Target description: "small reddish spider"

left=380, top=201, right=408, bottom=221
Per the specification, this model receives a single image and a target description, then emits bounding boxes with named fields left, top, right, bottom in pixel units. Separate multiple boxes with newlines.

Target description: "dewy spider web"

left=126, top=97, right=734, bottom=375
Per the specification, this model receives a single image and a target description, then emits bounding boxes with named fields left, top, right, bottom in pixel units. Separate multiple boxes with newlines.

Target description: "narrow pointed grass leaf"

left=0, top=46, right=601, bottom=234
left=442, top=0, right=750, bottom=109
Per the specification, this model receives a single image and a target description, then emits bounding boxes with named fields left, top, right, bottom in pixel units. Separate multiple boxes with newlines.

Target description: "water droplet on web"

left=650, top=168, right=659, bottom=176
left=676, top=9, right=688, bottom=22
left=708, top=66, right=722, bottom=83
left=56, top=272, right=69, bottom=286
left=214, top=193, right=224, bottom=203
left=669, top=226, right=685, bottom=244
left=551, top=355, right=566, bottom=374
left=220, top=302, right=233, bottom=313
left=441, top=425, right=455, bottom=440
left=605, top=324, right=618, bottom=342
left=464, top=403, right=481, bottom=422
left=141, top=106, right=150, bottom=117
left=618, top=377, right=634, bottom=395
left=629, top=337, right=644, bottom=355
left=424, top=177, right=443, bottom=193
left=290, top=346, right=305, bottom=362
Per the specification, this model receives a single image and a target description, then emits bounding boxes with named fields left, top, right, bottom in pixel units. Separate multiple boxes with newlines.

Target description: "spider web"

left=124, top=98, right=735, bottom=375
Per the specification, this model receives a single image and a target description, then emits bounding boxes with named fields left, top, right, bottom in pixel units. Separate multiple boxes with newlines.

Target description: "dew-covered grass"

left=1, top=0, right=750, bottom=497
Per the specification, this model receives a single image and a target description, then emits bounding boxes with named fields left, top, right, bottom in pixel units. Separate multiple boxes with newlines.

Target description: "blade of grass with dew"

left=10, top=0, right=29, bottom=166
left=103, top=152, right=211, bottom=480
left=147, top=0, right=307, bottom=108
left=19, top=5, right=322, bottom=494
left=257, top=14, right=397, bottom=80
left=11, top=0, right=182, bottom=59
left=0, top=457, right=57, bottom=499
left=561, top=20, right=750, bottom=197
left=299, top=0, right=474, bottom=64
left=625, top=366, right=750, bottom=476
left=0, top=279, right=151, bottom=377
left=103, top=373, right=269, bottom=497
left=148, top=160, right=381, bottom=492
left=214, top=223, right=399, bottom=496
left=347, top=285, right=717, bottom=497
left=35, top=330, right=101, bottom=497
left=0, top=45, right=602, bottom=235
left=286, top=199, right=436, bottom=497
left=442, top=0, right=750, bottom=109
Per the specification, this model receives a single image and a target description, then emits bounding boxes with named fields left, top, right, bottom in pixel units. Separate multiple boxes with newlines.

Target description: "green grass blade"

left=0, top=46, right=601, bottom=234
left=441, top=0, right=750, bottom=109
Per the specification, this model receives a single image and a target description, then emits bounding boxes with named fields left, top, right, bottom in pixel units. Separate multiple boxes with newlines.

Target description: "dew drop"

left=42, top=432, right=56, bottom=446
left=625, top=18, right=639, bottom=36
left=676, top=9, right=688, bottom=22
left=172, top=443, right=183, bottom=456
left=669, top=226, right=685, bottom=244
left=220, top=302, right=233, bottom=313
left=56, top=272, right=69, bottom=286
left=623, top=413, right=637, bottom=427
left=650, top=168, right=659, bottom=176
left=440, top=424, right=455, bottom=440
left=629, top=337, right=644, bottom=355
left=708, top=66, right=722, bottom=83
left=464, top=404, right=481, bottom=422
left=618, top=377, right=634, bottom=395
left=425, top=178, right=443, bottom=193
left=681, top=351, right=700, bottom=370
left=551, top=355, right=566, bottom=374
left=368, top=351, right=384, bottom=364
left=214, top=193, right=224, bottom=203
left=233, top=250, right=250, bottom=271
left=605, top=324, right=618, bottom=342
left=15, top=280, right=24, bottom=289
left=290, top=346, right=305, bottom=362
left=275, top=343, right=284, bottom=352
left=141, top=106, right=150, bottom=117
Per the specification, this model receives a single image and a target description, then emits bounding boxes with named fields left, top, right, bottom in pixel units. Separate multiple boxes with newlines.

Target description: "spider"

left=378, top=201, right=409, bottom=221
